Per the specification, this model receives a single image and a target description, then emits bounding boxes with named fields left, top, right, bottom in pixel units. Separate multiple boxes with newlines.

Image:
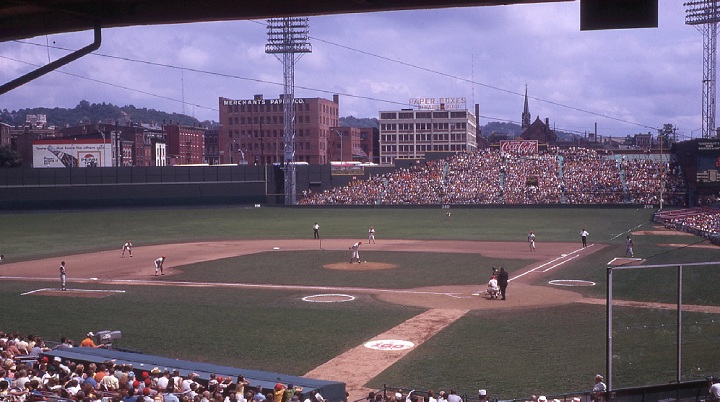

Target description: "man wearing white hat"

left=592, top=374, right=606, bottom=402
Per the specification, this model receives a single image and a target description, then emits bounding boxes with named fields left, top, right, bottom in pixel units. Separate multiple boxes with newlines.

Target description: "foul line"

left=511, top=244, right=592, bottom=281
left=542, top=254, right=579, bottom=272
left=610, top=221, right=649, bottom=240
left=4, top=277, right=464, bottom=298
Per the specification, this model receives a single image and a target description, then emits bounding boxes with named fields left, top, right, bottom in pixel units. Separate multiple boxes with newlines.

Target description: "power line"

left=10, top=24, right=660, bottom=131
left=0, top=55, right=217, bottom=113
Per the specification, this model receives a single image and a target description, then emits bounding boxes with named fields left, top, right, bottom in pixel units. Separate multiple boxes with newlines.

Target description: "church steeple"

left=522, top=85, right=531, bottom=129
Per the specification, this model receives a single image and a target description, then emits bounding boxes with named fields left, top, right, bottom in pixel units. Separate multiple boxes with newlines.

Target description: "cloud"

left=0, top=1, right=708, bottom=137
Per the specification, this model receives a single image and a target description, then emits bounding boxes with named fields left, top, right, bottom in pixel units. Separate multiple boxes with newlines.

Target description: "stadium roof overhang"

left=0, top=0, right=569, bottom=43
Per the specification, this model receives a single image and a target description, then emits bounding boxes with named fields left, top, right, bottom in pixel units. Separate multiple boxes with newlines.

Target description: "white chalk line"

left=510, top=244, right=592, bottom=281
left=542, top=254, right=580, bottom=272
left=4, top=277, right=465, bottom=298
left=610, top=221, right=649, bottom=240
left=20, top=288, right=126, bottom=296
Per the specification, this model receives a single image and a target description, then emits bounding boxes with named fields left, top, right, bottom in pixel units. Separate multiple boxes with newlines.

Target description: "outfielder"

left=154, top=256, right=166, bottom=276
left=349, top=241, right=362, bottom=263
left=122, top=240, right=133, bottom=257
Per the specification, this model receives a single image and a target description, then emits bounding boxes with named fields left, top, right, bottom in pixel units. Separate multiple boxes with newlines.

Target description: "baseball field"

left=1, top=206, right=719, bottom=400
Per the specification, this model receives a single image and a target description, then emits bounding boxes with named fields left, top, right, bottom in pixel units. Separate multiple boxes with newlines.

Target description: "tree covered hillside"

left=0, top=100, right=215, bottom=128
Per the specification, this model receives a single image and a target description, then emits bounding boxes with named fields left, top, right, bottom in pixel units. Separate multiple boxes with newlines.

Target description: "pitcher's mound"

left=324, top=262, right=397, bottom=271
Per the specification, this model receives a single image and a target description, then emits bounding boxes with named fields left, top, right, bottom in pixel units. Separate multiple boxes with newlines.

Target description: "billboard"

left=33, top=139, right=112, bottom=168
left=695, top=140, right=720, bottom=188
left=499, top=140, right=538, bottom=155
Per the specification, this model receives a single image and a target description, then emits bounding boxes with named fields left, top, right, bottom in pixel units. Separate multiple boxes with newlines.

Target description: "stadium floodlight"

left=265, top=18, right=312, bottom=205
left=685, top=1, right=720, bottom=138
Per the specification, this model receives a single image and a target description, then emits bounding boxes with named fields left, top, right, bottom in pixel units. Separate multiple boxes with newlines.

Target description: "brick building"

left=219, top=94, right=340, bottom=165
left=165, top=124, right=206, bottom=165
left=328, top=126, right=375, bottom=162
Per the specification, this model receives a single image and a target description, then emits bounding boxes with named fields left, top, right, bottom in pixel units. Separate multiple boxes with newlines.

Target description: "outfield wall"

left=0, top=165, right=335, bottom=209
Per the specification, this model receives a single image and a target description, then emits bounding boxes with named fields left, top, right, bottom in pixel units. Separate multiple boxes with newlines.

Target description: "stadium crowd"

left=0, top=331, right=597, bottom=402
left=0, top=331, right=325, bottom=402
left=656, top=207, right=720, bottom=242
left=299, top=147, right=685, bottom=207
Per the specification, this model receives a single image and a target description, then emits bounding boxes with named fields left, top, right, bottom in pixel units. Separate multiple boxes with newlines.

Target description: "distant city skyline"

left=0, top=2, right=709, bottom=140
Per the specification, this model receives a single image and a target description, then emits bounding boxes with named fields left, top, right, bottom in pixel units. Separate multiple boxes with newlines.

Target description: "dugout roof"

left=43, top=346, right=346, bottom=401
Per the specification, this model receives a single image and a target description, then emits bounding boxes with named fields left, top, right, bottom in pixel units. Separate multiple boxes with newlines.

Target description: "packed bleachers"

left=299, top=147, right=686, bottom=207
left=654, top=207, right=720, bottom=243
left=0, top=331, right=338, bottom=402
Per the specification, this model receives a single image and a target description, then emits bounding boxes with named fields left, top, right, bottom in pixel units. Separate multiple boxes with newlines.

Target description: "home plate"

left=273, top=247, right=280, bottom=250
left=90, top=277, right=98, bottom=280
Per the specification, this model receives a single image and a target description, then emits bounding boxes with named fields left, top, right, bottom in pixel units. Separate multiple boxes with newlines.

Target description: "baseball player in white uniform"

left=349, top=242, right=362, bottom=263
left=122, top=240, right=133, bottom=257
left=368, top=227, right=376, bottom=244
left=154, top=256, right=166, bottom=276
left=528, top=231, right=536, bottom=251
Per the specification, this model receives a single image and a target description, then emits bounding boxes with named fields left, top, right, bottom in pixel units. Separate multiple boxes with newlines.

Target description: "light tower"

left=265, top=17, right=312, bottom=205
left=685, top=1, right=720, bottom=138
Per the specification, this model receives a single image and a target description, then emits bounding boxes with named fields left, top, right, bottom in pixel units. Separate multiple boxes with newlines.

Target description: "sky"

left=0, top=1, right=707, bottom=140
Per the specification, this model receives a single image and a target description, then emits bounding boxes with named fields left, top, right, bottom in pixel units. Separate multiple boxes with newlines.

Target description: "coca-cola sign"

left=500, top=140, right=538, bottom=155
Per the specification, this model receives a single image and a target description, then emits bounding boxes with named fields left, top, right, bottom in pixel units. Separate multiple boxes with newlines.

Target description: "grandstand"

left=299, top=147, right=686, bottom=207
left=654, top=206, right=720, bottom=244
left=0, top=331, right=344, bottom=402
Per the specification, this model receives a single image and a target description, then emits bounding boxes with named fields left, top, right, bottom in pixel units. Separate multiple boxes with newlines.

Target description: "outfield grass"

left=2, top=206, right=719, bottom=400
left=0, top=207, right=655, bottom=260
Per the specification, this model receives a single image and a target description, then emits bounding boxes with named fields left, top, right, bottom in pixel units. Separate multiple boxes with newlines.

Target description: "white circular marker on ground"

left=364, top=339, right=415, bottom=351
left=548, top=279, right=595, bottom=287
left=302, top=293, right=355, bottom=303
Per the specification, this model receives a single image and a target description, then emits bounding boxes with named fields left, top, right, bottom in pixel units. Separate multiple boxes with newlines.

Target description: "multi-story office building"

left=378, top=103, right=477, bottom=165
left=218, top=94, right=340, bottom=165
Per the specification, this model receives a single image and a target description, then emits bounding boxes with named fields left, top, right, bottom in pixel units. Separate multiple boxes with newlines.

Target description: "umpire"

left=498, top=267, right=509, bottom=300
